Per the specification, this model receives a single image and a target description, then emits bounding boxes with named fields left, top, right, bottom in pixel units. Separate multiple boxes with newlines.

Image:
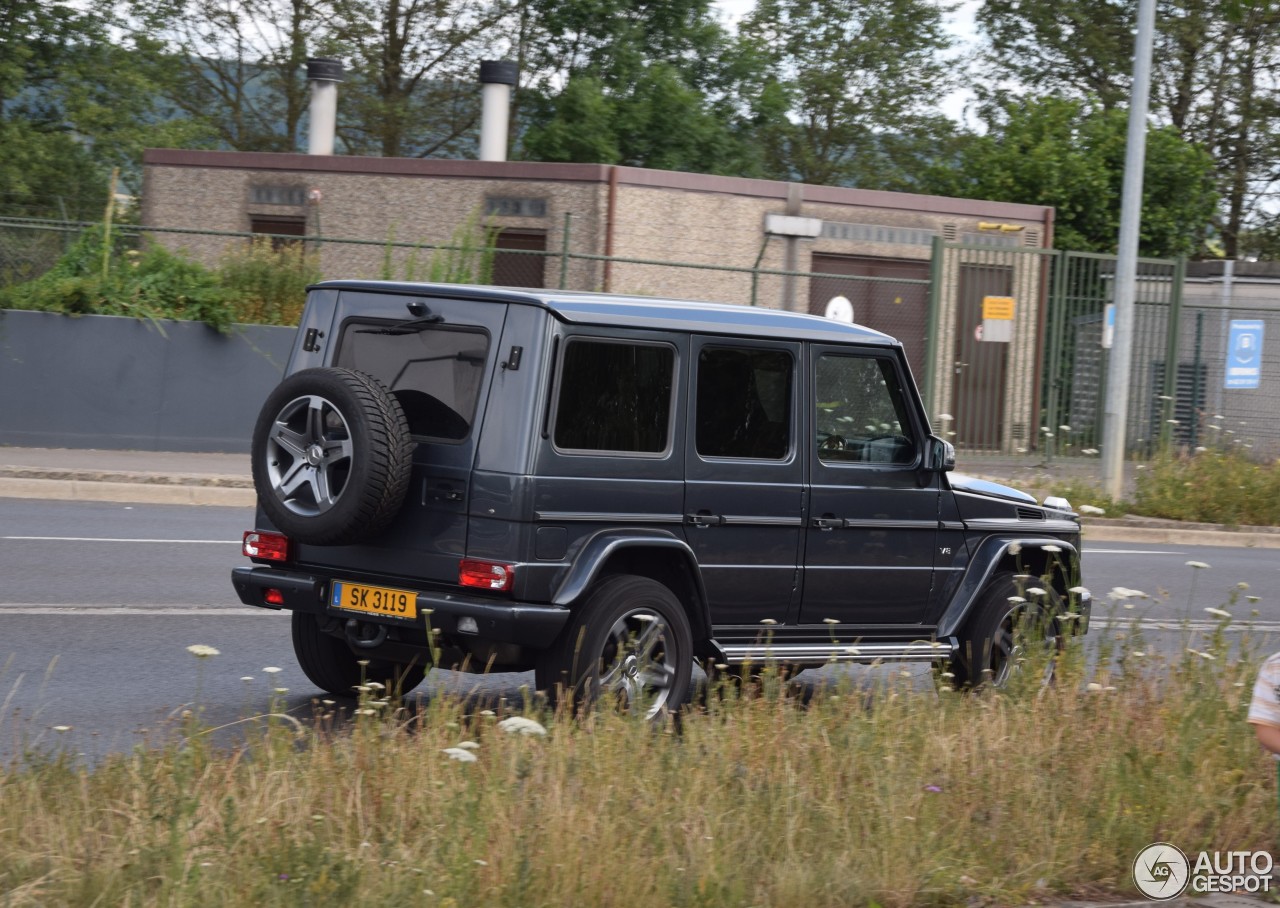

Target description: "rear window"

left=553, top=338, right=675, bottom=454
left=335, top=321, right=490, bottom=442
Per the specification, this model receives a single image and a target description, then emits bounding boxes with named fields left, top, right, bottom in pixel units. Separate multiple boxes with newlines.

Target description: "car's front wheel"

left=949, top=573, right=1060, bottom=689
left=535, top=575, right=693, bottom=718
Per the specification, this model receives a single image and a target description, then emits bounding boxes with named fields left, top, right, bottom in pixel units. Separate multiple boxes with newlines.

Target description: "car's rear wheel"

left=251, top=367, right=414, bottom=546
left=291, top=612, right=427, bottom=697
left=535, top=575, right=693, bottom=718
left=950, top=573, right=1060, bottom=689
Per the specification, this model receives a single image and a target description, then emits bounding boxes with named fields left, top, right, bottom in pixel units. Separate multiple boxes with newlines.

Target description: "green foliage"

left=1132, top=448, right=1280, bottom=526
left=923, top=96, right=1219, bottom=257
left=217, top=238, right=320, bottom=327
left=0, top=227, right=324, bottom=331
left=391, top=212, right=497, bottom=284
left=735, top=0, right=955, bottom=186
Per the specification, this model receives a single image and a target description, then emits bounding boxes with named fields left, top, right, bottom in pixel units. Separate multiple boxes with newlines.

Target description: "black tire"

left=950, top=573, right=1060, bottom=689
left=535, top=575, right=694, bottom=718
left=251, top=367, right=414, bottom=547
left=291, top=612, right=427, bottom=697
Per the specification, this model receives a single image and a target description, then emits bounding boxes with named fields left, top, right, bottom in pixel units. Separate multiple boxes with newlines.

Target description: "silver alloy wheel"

left=597, top=610, right=678, bottom=719
left=263, top=394, right=355, bottom=517
left=989, top=607, right=1057, bottom=688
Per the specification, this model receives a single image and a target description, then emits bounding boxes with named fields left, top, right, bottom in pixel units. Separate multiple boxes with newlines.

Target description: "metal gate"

left=927, top=241, right=1183, bottom=462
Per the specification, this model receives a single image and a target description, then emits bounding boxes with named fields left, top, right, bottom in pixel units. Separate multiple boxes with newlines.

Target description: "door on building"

left=493, top=230, right=547, bottom=288
left=808, top=254, right=930, bottom=382
left=951, top=264, right=1012, bottom=450
left=250, top=215, right=306, bottom=250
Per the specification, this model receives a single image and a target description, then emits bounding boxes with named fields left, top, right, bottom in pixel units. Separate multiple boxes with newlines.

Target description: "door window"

left=815, top=355, right=917, bottom=465
left=553, top=339, right=675, bottom=454
left=695, top=346, right=792, bottom=460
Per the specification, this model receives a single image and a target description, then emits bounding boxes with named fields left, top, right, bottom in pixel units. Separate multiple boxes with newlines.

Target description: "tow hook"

left=345, top=619, right=388, bottom=649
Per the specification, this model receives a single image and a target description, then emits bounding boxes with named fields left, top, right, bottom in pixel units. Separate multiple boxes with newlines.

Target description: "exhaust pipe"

left=306, top=58, right=344, bottom=155
left=478, top=60, right=517, bottom=162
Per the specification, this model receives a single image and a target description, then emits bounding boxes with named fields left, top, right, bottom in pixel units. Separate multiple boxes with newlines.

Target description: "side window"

left=553, top=339, right=675, bottom=454
left=815, top=354, right=917, bottom=465
left=696, top=346, right=792, bottom=460
left=336, top=321, right=489, bottom=442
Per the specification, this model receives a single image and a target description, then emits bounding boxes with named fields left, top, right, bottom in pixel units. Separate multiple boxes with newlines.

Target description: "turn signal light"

left=459, top=559, right=514, bottom=591
left=243, top=530, right=289, bottom=562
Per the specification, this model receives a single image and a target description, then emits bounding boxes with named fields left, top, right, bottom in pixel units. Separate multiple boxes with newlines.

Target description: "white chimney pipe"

left=307, top=58, right=344, bottom=156
left=478, top=60, right=517, bottom=162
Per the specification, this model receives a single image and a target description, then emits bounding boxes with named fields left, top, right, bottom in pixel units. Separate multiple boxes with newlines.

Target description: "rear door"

left=799, top=346, right=940, bottom=627
left=683, top=337, right=804, bottom=626
left=289, top=290, right=507, bottom=584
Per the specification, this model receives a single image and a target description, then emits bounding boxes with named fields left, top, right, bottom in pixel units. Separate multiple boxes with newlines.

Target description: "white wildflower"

left=1041, top=544, right=1062, bottom=553
left=1068, top=586, right=1090, bottom=596
left=760, top=618, right=778, bottom=625
left=1086, top=682, right=1103, bottom=692
left=1108, top=587, right=1148, bottom=600
left=240, top=676, right=254, bottom=682
left=1058, top=424, right=1072, bottom=432
left=1204, top=607, right=1231, bottom=619
left=498, top=716, right=547, bottom=736
left=442, top=747, right=478, bottom=763
left=455, top=741, right=480, bottom=750
left=186, top=644, right=220, bottom=658
left=1008, top=595, right=1026, bottom=603
left=823, top=618, right=839, bottom=625
left=1185, top=560, right=1210, bottom=569
left=938, top=413, right=954, bottom=421
left=1027, top=587, right=1047, bottom=597
left=1008, top=542, right=1022, bottom=555
left=263, top=666, right=282, bottom=674
left=1078, top=504, right=1105, bottom=516
left=53, top=725, right=71, bottom=732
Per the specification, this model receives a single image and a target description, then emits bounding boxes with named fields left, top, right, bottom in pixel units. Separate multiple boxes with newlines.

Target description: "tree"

left=126, top=0, right=325, bottom=152
left=975, top=0, right=1280, bottom=258
left=734, top=0, right=956, bottom=186
left=923, top=96, right=1218, bottom=257
left=328, top=0, right=509, bottom=158
left=514, top=0, right=752, bottom=172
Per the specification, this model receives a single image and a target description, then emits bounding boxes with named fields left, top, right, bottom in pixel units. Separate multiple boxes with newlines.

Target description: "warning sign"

left=982, top=296, right=1015, bottom=320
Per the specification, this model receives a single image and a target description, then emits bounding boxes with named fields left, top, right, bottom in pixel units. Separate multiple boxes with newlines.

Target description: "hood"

left=947, top=473, right=1038, bottom=505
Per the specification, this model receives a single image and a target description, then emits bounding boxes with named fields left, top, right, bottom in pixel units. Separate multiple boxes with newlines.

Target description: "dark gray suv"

left=232, top=281, right=1088, bottom=712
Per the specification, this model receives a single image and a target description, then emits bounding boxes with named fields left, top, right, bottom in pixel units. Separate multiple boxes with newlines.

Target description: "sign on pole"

left=1225, top=319, right=1264, bottom=389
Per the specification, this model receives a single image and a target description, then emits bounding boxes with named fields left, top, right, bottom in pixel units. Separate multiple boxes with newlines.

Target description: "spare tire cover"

left=251, top=367, right=414, bottom=546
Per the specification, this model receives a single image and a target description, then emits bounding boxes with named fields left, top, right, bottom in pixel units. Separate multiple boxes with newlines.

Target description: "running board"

left=719, top=638, right=958, bottom=665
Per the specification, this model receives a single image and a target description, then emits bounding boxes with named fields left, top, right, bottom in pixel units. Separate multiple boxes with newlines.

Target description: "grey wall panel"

left=0, top=310, right=295, bottom=452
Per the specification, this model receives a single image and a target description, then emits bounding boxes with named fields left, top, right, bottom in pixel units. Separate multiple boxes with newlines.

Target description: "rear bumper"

left=231, top=566, right=571, bottom=649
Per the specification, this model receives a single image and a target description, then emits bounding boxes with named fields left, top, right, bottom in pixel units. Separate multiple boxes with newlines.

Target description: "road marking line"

left=2, top=536, right=239, bottom=544
left=1092, top=617, right=1280, bottom=632
left=1082, top=549, right=1182, bottom=555
left=0, top=604, right=277, bottom=616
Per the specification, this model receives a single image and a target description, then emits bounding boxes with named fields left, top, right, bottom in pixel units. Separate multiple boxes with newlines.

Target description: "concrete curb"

left=0, top=477, right=255, bottom=507
left=1082, top=517, right=1280, bottom=549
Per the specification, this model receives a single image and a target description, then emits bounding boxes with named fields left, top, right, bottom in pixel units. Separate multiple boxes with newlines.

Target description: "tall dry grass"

left=0, top=622, right=1273, bottom=907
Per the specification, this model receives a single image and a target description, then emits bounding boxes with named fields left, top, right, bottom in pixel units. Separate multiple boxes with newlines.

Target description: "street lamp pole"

left=1101, top=0, right=1158, bottom=501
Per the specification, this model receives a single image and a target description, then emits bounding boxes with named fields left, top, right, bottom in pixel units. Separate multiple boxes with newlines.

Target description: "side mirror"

left=926, top=435, right=955, bottom=472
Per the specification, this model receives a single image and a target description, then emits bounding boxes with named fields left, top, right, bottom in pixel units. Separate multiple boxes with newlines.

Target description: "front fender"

left=936, top=535, right=1081, bottom=638
left=550, top=528, right=712, bottom=636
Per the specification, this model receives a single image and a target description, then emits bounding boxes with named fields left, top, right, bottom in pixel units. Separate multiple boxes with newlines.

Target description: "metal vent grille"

left=1016, top=507, right=1045, bottom=521
left=943, top=224, right=959, bottom=242
left=1023, top=229, right=1040, bottom=247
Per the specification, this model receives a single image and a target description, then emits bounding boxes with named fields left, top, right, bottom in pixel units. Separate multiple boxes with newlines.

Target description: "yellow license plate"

left=331, top=581, right=417, bottom=619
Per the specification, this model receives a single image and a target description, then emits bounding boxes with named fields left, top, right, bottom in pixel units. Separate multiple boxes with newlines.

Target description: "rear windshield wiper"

left=356, top=312, right=444, bottom=335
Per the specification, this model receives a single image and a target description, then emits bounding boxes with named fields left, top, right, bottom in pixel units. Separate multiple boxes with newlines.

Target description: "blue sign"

left=1225, top=319, right=1264, bottom=389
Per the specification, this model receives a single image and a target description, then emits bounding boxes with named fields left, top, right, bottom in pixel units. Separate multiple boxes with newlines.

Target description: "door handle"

left=685, top=511, right=724, bottom=527
left=812, top=516, right=844, bottom=530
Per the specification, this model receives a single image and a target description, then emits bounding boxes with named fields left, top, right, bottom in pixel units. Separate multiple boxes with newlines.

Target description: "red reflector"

left=459, top=559, right=515, bottom=591
left=264, top=588, right=285, bottom=606
left=243, top=530, right=289, bottom=562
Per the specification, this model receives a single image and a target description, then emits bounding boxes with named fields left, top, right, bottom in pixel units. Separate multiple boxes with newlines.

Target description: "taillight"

left=459, top=559, right=514, bottom=591
left=264, top=588, right=285, bottom=606
left=243, top=530, right=289, bottom=562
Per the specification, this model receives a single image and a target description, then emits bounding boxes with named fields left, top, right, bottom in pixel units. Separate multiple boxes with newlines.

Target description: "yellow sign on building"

left=982, top=296, right=1015, bottom=320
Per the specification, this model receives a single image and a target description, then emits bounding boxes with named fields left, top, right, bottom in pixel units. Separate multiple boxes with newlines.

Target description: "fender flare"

left=550, top=528, right=713, bottom=639
left=936, top=535, right=1081, bottom=638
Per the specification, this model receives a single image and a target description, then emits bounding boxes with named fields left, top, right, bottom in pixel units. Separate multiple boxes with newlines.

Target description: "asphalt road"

left=3, top=498, right=1279, bottom=760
